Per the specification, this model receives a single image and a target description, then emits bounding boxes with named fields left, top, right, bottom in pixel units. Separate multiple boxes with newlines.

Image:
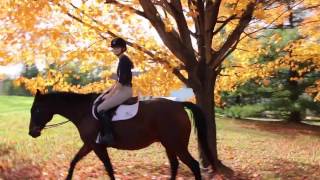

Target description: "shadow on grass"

left=231, top=118, right=320, bottom=136
left=111, top=161, right=194, bottom=179
left=221, top=156, right=320, bottom=180
left=259, top=158, right=320, bottom=180
left=0, top=144, right=43, bottom=180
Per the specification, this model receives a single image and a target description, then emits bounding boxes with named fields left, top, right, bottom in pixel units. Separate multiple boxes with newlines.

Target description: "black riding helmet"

left=111, top=37, right=126, bottom=49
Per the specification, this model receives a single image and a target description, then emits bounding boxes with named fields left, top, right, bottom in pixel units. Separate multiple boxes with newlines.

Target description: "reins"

left=44, top=120, right=70, bottom=129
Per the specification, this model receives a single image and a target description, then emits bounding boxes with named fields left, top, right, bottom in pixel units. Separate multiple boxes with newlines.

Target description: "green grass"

left=0, top=95, right=319, bottom=179
left=0, top=96, right=33, bottom=113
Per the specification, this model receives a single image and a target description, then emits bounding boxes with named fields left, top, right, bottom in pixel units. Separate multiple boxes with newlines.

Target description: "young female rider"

left=93, top=37, right=134, bottom=144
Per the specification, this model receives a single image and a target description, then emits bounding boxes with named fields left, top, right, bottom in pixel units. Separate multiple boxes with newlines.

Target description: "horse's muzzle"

left=29, top=127, right=41, bottom=138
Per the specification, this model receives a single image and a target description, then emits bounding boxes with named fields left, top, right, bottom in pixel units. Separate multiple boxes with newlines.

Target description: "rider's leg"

left=97, top=85, right=132, bottom=145
left=99, top=110, right=115, bottom=145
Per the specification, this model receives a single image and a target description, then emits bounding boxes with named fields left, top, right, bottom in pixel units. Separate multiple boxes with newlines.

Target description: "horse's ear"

left=36, top=89, right=41, bottom=96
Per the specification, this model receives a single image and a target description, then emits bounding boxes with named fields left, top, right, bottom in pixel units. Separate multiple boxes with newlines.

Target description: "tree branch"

left=205, top=0, right=222, bottom=33
left=98, top=32, right=174, bottom=68
left=59, top=3, right=174, bottom=69
left=107, top=0, right=198, bottom=70
left=159, top=0, right=195, bottom=56
left=294, top=3, right=320, bottom=11
left=238, top=0, right=305, bottom=42
left=218, top=39, right=240, bottom=66
left=188, top=0, right=200, bottom=41
left=172, top=67, right=191, bottom=87
left=210, top=2, right=255, bottom=69
left=104, top=0, right=147, bottom=18
left=204, top=0, right=222, bottom=64
left=192, top=0, right=205, bottom=59
left=212, top=14, right=237, bottom=37
left=139, top=0, right=197, bottom=71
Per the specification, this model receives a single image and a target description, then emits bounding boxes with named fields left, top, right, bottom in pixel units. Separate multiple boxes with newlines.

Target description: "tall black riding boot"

left=99, top=111, right=115, bottom=145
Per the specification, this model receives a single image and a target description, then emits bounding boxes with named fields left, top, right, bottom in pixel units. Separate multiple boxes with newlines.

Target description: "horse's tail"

left=181, top=101, right=216, bottom=168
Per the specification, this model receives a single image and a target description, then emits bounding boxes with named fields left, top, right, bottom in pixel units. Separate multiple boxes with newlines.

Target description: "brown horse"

left=28, top=90, right=215, bottom=180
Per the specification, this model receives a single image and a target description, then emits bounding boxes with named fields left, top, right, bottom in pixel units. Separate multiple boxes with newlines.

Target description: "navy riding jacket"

left=116, top=55, right=134, bottom=86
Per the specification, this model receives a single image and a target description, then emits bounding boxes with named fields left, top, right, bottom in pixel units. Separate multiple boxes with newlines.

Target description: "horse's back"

left=137, top=98, right=187, bottom=121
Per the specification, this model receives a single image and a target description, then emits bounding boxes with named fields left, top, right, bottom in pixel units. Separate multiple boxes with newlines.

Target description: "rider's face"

left=111, top=47, right=123, bottom=56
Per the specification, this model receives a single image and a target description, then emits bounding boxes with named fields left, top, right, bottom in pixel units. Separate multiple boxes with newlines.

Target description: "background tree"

left=1, top=0, right=319, bottom=173
left=220, top=28, right=320, bottom=122
left=0, top=65, right=38, bottom=96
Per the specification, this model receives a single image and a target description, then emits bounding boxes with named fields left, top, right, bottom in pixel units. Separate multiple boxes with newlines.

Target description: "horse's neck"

left=53, top=95, right=93, bottom=124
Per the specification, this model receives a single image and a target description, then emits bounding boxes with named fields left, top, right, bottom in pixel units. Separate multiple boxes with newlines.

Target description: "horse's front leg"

left=93, top=144, right=115, bottom=180
left=66, top=144, right=92, bottom=180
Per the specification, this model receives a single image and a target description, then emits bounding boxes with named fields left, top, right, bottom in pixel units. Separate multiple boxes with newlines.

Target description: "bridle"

left=44, top=120, right=70, bottom=129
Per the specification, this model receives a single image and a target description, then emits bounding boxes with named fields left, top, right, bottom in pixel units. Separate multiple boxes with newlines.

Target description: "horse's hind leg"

left=177, top=150, right=201, bottom=180
left=165, top=149, right=179, bottom=180
left=93, top=144, right=115, bottom=180
left=66, top=144, right=92, bottom=180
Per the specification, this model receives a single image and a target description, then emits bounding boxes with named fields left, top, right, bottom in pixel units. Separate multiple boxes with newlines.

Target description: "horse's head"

left=29, top=90, right=54, bottom=138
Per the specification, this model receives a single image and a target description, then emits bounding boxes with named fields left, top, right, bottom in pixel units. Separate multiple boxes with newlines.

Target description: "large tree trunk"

left=135, top=1, right=255, bottom=176
left=191, top=68, right=231, bottom=175
left=287, top=70, right=303, bottom=123
left=194, top=84, right=218, bottom=169
left=288, top=110, right=303, bottom=123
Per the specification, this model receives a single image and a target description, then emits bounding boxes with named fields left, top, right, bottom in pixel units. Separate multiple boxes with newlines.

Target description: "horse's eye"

left=34, top=108, right=40, bottom=113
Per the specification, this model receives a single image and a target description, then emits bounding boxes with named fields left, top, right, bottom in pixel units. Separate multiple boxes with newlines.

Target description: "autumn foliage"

left=0, top=0, right=318, bottom=99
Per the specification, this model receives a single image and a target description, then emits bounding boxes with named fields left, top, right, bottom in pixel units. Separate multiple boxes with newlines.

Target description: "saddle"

left=93, top=97, right=139, bottom=121
left=122, top=96, right=138, bottom=105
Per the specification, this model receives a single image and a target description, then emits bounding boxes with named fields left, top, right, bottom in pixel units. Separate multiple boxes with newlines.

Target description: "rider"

left=94, top=37, right=134, bottom=145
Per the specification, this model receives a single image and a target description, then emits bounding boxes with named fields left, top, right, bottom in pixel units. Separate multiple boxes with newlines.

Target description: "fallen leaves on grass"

left=1, top=119, right=320, bottom=179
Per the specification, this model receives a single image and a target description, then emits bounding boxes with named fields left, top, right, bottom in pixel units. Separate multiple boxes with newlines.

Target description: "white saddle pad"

left=111, top=102, right=139, bottom=121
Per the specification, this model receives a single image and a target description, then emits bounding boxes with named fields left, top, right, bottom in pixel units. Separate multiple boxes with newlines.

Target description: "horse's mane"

left=41, top=92, right=99, bottom=103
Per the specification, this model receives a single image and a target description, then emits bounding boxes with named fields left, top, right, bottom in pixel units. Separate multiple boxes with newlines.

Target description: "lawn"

left=0, top=95, right=319, bottom=180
